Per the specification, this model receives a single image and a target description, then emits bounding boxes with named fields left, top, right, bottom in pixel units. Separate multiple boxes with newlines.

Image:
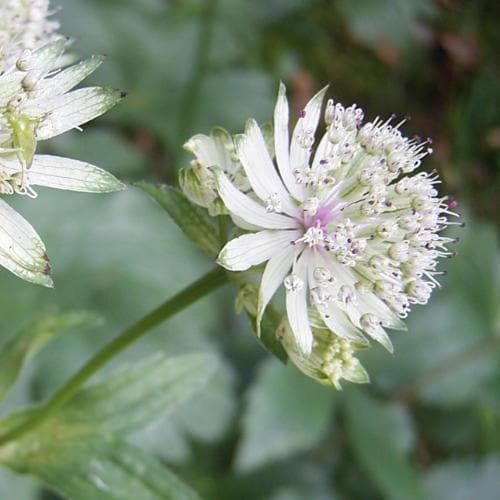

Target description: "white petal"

left=274, top=82, right=303, bottom=200
left=290, top=86, right=328, bottom=177
left=236, top=119, right=299, bottom=217
left=257, top=242, right=298, bottom=329
left=286, top=252, right=313, bottom=355
left=28, top=87, right=124, bottom=140
left=230, top=213, right=262, bottom=232
left=26, top=39, right=68, bottom=72
left=185, top=132, right=224, bottom=169
left=30, top=55, right=105, bottom=100
left=357, top=293, right=407, bottom=331
left=322, top=303, right=365, bottom=342
left=0, top=199, right=52, bottom=287
left=1, top=155, right=125, bottom=193
left=217, top=229, right=299, bottom=271
left=0, top=72, right=23, bottom=107
left=365, top=323, right=394, bottom=353
left=311, top=129, right=333, bottom=170
left=325, top=258, right=405, bottom=330
left=307, top=252, right=365, bottom=342
left=215, top=170, right=298, bottom=230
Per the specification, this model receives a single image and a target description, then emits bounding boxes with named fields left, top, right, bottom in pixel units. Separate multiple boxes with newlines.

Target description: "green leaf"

left=2, top=432, right=200, bottom=500
left=60, top=352, right=219, bottom=434
left=0, top=352, right=217, bottom=498
left=137, top=182, right=220, bottom=258
left=131, top=361, right=237, bottom=464
left=235, top=358, right=334, bottom=471
left=0, top=312, right=93, bottom=403
left=344, top=390, right=424, bottom=500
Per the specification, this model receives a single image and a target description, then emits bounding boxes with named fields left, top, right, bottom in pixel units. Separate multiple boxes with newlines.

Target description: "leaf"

left=0, top=312, right=93, bottom=403
left=424, top=456, right=500, bottom=500
left=0, top=352, right=217, bottom=498
left=130, top=361, right=237, bottom=464
left=60, top=352, right=219, bottom=434
left=2, top=432, right=200, bottom=500
left=235, top=358, right=334, bottom=471
left=344, top=390, right=424, bottom=500
left=137, top=182, right=220, bottom=258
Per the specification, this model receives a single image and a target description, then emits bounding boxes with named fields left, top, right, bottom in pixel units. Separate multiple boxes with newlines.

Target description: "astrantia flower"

left=180, top=127, right=250, bottom=216
left=213, top=83, right=457, bottom=362
left=0, top=2, right=124, bottom=286
left=0, top=0, right=59, bottom=73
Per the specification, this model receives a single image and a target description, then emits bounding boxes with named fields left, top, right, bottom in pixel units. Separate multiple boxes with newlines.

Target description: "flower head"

left=180, top=127, right=249, bottom=216
left=0, top=1, right=124, bottom=286
left=0, top=0, right=60, bottom=73
left=210, top=83, right=456, bottom=371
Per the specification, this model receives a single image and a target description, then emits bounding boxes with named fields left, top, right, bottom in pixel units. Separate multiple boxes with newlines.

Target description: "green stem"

left=218, top=214, right=228, bottom=246
left=0, top=267, right=228, bottom=446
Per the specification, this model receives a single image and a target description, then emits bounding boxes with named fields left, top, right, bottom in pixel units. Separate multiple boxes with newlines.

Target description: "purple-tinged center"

left=302, top=202, right=341, bottom=231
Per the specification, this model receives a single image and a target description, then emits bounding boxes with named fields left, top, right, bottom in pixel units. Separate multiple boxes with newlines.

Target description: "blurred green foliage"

left=0, top=0, right=499, bottom=498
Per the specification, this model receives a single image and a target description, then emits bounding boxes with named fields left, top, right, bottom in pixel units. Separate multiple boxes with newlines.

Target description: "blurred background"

left=0, top=0, right=499, bottom=498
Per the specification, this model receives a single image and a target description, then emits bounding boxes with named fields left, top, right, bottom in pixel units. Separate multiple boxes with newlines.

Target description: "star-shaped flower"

left=0, top=4, right=124, bottom=286
left=214, top=83, right=456, bottom=361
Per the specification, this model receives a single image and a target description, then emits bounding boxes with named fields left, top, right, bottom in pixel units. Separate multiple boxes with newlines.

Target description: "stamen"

left=284, top=274, right=304, bottom=292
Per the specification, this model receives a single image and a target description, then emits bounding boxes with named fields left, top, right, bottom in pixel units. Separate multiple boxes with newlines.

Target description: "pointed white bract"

left=0, top=1, right=125, bottom=286
left=186, top=82, right=457, bottom=387
left=180, top=127, right=251, bottom=216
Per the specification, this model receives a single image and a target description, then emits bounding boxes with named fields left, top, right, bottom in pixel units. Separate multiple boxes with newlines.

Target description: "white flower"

left=0, top=0, right=59, bottom=73
left=216, top=83, right=457, bottom=357
left=0, top=2, right=125, bottom=286
left=180, top=127, right=250, bottom=216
